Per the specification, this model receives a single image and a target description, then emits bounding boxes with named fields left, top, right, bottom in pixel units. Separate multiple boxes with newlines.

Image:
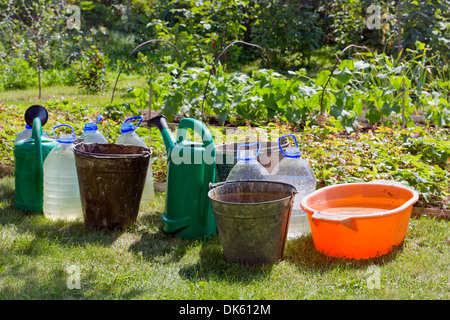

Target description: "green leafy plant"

left=0, top=58, right=37, bottom=90
left=74, top=45, right=109, bottom=94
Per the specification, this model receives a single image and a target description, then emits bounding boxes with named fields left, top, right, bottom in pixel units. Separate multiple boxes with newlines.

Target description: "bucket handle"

left=278, top=134, right=298, bottom=157
left=236, top=142, right=260, bottom=160
left=209, top=180, right=299, bottom=195
left=311, top=211, right=358, bottom=231
left=209, top=180, right=242, bottom=190
left=125, top=116, right=143, bottom=128
left=53, top=124, right=76, bottom=143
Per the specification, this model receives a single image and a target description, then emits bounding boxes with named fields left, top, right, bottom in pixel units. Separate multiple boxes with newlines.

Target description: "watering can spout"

left=148, top=114, right=175, bottom=154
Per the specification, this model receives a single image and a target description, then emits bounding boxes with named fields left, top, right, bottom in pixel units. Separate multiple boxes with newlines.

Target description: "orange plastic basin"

left=300, top=183, right=419, bottom=259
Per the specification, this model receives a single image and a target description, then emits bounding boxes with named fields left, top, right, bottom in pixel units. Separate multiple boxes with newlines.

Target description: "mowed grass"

left=0, top=73, right=147, bottom=107
left=0, top=175, right=448, bottom=300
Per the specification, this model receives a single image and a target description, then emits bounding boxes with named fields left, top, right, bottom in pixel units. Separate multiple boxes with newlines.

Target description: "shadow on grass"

left=0, top=175, right=124, bottom=248
left=284, top=233, right=404, bottom=272
left=0, top=174, right=190, bottom=266
left=177, top=234, right=403, bottom=285
left=132, top=213, right=273, bottom=283
left=177, top=236, right=274, bottom=285
left=129, top=209, right=204, bottom=265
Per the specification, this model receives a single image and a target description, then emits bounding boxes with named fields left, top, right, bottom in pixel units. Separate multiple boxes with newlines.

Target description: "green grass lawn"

left=0, top=73, right=147, bottom=107
left=0, top=174, right=448, bottom=300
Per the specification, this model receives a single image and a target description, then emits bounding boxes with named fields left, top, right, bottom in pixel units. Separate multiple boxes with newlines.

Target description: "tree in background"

left=0, top=0, right=65, bottom=98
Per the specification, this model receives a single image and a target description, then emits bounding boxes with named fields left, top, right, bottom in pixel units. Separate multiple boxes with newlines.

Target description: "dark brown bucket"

left=208, top=180, right=298, bottom=265
left=73, top=143, right=150, bottom=229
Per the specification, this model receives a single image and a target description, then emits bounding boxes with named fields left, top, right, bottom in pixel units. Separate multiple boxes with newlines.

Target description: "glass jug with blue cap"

left=116, top=116, right=155, bottom=206
left=226, top=142, right=269, bottom=181
left=43, top=124, right=83, bottom=220
left=80, top=115, right=108, bottom=144
left=271, top=134, right=316, bottom=239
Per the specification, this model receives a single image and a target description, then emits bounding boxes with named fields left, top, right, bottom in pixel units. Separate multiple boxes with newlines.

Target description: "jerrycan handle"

left=176, top=118, right=215, bottom=227
left=236, top=142, right=260, bottom=160
left=94, top=115, right=103, bottom=126
left=31, top=117, right=44, bottom=176
left=124, top=116, right=143, bottom=128
left=278, top=134, right=299, bottom=157
left=53, top=124, right=76, bottom=143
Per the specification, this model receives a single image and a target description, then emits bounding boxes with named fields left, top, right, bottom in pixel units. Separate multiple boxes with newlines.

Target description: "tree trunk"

left=397, top=0, right=402, bottom=55
left=35, top=31, right=42, bottom=100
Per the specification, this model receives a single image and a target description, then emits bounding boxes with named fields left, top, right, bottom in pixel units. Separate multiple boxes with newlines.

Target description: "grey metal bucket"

left=208, top=180, right=298, bottom=265
left=214, top=138, right=289, bottom=182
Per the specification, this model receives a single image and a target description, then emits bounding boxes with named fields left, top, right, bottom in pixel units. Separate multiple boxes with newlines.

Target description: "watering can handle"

left=278, top=134, right=298, bottom=157
left=31, top=117, right=43, bottom=178
left=177, top=118, right=215, bottom=226
left=176, top=118, right=214, bottom=146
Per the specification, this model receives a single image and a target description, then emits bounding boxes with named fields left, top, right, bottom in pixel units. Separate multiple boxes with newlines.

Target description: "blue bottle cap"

left=25, top=124, right=32, bottom=129
left=120, top=122, right=136, bottom=133
left=84, top=122, right=98, bottom=131
left=121, top=116, right=142, bottom=133
left=84, top=115, right=103, bottom=132
left=57, top=134, right=76, bottom=144
left=283, top=147, right=302, bottom=158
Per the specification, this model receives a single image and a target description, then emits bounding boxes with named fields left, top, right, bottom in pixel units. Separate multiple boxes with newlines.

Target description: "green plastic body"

left=14, top=117, right=57, bottom=211
left=161, top=118, right=217, bottom=239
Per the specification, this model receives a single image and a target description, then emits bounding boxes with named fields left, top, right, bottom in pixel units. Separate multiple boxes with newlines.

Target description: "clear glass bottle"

left=116, top=116, right=155, bottom=206
left=271, top=135, right=316, bottom=239
left=43, top=124, right=83, bottom=221
left=80, top=115, right=108, bottom=144
left=226, top=142, right=269, bottom=181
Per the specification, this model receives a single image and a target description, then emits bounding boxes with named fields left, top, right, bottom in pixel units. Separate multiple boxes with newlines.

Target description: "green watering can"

left=149, top=115, right=217, bottom=239
left=14, top=105, right=57, bottom=211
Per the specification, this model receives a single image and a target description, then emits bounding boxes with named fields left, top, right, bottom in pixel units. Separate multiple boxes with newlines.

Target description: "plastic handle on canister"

left=236, top=142, right=260, bottom=160
left=94, top=115, right=103, bottom=126
left=53, top=124, right=76, bottom=143
left=279, top=134, right=301, bottom=158
left=124, top=116, right=143, bottom=128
